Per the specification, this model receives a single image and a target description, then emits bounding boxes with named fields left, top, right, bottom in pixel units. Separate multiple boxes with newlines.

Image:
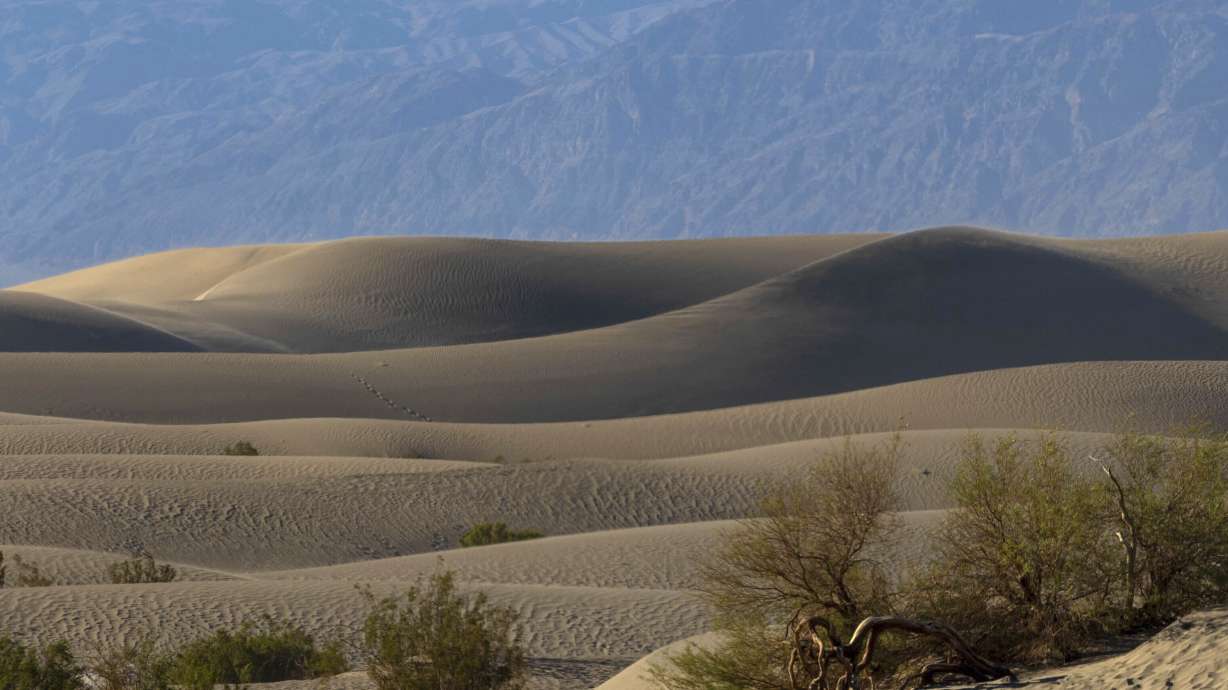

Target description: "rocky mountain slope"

left=1, top=0, right=1225, bottom=280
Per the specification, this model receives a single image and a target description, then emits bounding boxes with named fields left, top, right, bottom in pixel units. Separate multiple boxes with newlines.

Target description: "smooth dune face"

left=0, top=291, right=201, bottom=353
left=3, top=227, right=1228, bottom=687
left=12, top=235, right=881, bottom=353
left=16, top=244, right=309, bottom=303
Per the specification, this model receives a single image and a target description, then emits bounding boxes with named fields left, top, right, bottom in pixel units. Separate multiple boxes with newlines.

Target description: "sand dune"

left=0, top=458, right=766, bottom=570
left=0, top=414, right=1129, bottom=470
left=5, top=229, right=1228, bottom=688
left=594, top=634, right=719, bottom=690
left=997, top=608, right=1228, bottom=689
left=0, top=355, right=1223, bottom=429
left=0, top=430, right=1078, bottom=572
left=260, top=522, right=737, bottom=591
left=15, top=235, right=878, bottom=353
left=0, top=545, right=238, bottom=585
left=0, top=291, right=200, bottom=353
left=16, top=244, right=308, bottom=303
left=6, top=229, right=1228, bottom=421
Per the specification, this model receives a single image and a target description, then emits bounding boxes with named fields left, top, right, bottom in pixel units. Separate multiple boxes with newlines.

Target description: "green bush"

left=1098, top=430, right=1228, bottom=627
left=917, top=434, right=1117, bottom=662
left=108, top=556, right=177, bottom=585
left=167, top=619, right=347, bottom=688
left=0, top=637, right=84, bottom=690
left=653, top=430, right=1228, bottom=689
left=90, top=638, right=174, bottom=690
left=920, top=431, right=1228, bottom=662
left=222, top=441, right=260, bottom=457
left=653, top=436, right=906, bottom=690
left=362, top=570, right=527, bottom=690
left=459, top=523, right=544, bottom=548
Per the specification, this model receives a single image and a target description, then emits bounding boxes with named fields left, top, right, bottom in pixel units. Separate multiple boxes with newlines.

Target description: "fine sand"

left=3, top=228, right=1228, bottom=687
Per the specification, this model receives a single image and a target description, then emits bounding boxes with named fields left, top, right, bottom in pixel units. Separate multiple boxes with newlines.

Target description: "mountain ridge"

left=2, top=0, right=1225, bottom=279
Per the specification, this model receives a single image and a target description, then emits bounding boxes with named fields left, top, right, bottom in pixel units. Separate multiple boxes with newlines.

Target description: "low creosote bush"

left=0, top=552, right=54, bottom=588
left=108, top=555, right=177, bottom=585
left=362, top=570, right=527, bottom=690
left=90, top=638, right=175, bottom=690
left=2, top=621, right=347, bottom=690
left=915, top=434, right=1118, bottom=662
left=459, top=522, right=544, bottom=548
left=167, top=618, right=347, bottom=688
left=222, top=441, right=260, bottom=457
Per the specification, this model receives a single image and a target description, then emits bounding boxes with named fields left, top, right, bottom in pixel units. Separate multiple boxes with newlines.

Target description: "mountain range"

left=2, top=0, right=1225, bottom=281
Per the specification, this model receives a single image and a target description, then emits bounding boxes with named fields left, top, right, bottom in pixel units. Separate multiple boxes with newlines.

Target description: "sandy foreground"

left=2, top=228, right=1228, bottom=688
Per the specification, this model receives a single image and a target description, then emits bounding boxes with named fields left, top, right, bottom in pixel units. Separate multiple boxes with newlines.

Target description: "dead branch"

left=792, top=614, right=1012, bottom=690
left=1091, top=454, right=1144, bottom=609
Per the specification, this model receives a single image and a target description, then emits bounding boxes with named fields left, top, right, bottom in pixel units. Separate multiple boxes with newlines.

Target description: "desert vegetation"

left=108, top=554, right=177, bottom=585
left=653, top=431, right=1228, bottom=690
left=0, top=569, right=527, bottom=690
left=0, top=552, right=53, bottom=588
left=165, top=619, right=348, bottom=687
left=222, top=441, right=260, bottom=456
left=362, top=570, right=528, bottom=690
left=0, top=637, right=82, bottom=690
left=459, top=522, right=544, bottom=548
left=0, top=551, right=177, bottom=588
left=1, top=619, right=344, bottom=689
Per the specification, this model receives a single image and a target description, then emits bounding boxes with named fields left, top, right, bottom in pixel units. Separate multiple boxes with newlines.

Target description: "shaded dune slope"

left=0, top=291, right=201, bottom=353
left=0, top=372, right=1199, bottom=456
left=0, top=354, right=1224, bottom=429
left=336, top=227, right=1228, bottom=421
left=4, top=228, right=1228, bottom=421
left=13, top=235, right=880, bottom=353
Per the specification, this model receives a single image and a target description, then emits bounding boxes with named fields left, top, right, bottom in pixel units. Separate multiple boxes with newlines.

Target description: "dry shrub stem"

left=788, top=615, right=1012, bottom=690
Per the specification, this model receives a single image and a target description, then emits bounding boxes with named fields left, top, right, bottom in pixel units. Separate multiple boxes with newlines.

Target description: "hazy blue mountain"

left=1, top=0, right=1225, bottom=280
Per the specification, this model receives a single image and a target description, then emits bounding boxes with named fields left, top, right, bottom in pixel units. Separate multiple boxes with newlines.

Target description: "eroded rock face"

left=1, top=0, right=1225, bottom=277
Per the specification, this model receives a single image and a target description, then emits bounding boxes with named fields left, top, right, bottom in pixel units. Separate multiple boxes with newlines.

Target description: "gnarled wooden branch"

left=1091, top=454, right=1146, bottom=610
left=791, top=614, right=1012, bottom=690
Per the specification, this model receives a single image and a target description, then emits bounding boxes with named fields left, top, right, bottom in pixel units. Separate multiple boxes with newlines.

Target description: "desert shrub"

left=0, top=551, right=5, bottom=589
left=459, top=522, right=544, bottom=548
left=653, top=437, right=907, bottom=689
left=916, top=434, right=1118, bottom=663
left=920, top=430, right=1228, bottom=662
left=362, top=570, right=527, bottom=690
left=1098, top=430, right=1228, bottom=627
left=6, top=555, right=53, bottom=588
left=222, top=441, right=260, bottom=457
left=655, top=429, right=1228, bottom=689
left=0, top=637, right=84, bottom=690
left=167, top=618, right=347, bottom=688
left=90, top=638, right=174, bottom=690
left=108, top=555, right=177, bottom=585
